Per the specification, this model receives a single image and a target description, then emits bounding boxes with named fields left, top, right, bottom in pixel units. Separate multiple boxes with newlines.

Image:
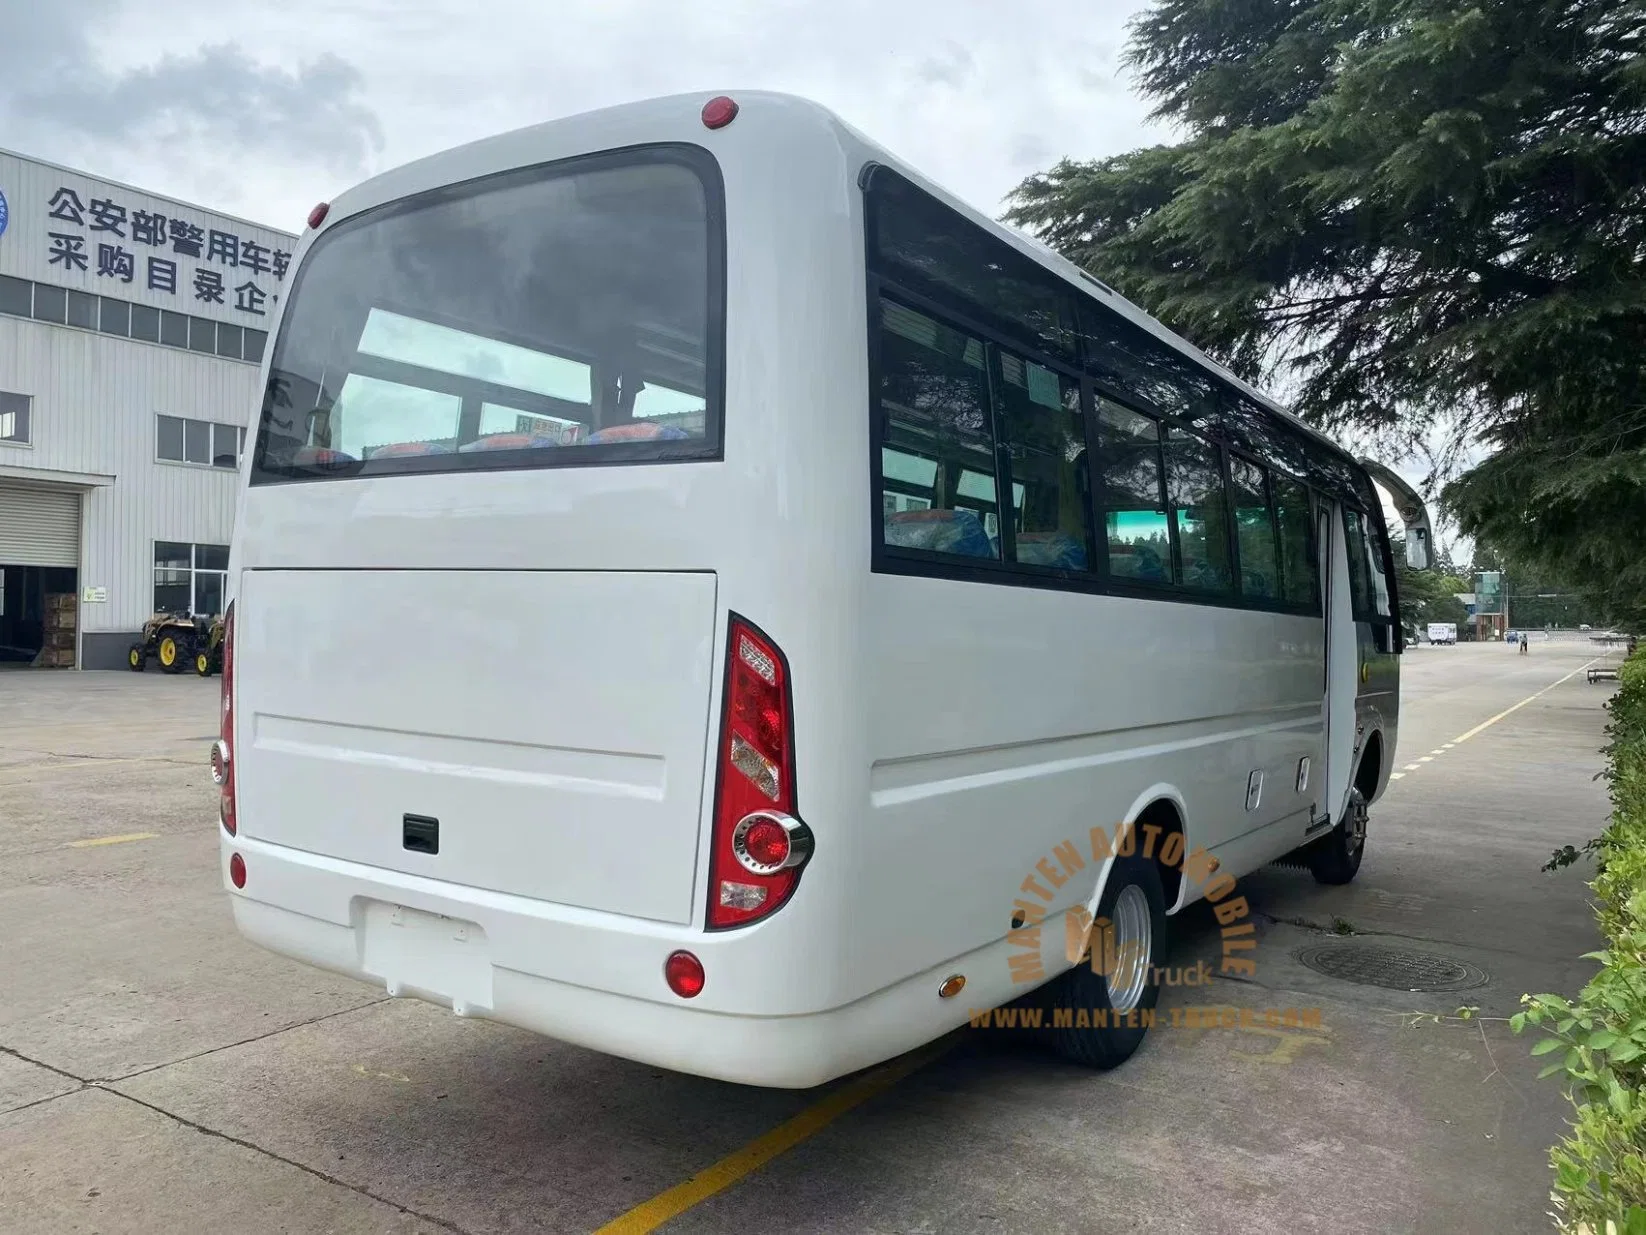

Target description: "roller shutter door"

left=0, top=483, right=80, bottom=567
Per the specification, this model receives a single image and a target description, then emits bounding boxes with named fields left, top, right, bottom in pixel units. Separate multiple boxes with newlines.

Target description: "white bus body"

left=215, top=92, right=1427, bottom=1088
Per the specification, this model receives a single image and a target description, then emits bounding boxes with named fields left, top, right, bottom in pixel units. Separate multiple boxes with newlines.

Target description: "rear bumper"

left=222, top=835, right=1011, bottom=1088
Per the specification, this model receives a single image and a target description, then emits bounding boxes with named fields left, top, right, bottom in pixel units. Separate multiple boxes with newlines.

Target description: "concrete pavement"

left=0, top=641, right=1612, bottom=1233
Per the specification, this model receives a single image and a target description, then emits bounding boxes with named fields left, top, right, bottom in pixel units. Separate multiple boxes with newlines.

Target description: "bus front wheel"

left=1309, top=788, right=1368, bottom=885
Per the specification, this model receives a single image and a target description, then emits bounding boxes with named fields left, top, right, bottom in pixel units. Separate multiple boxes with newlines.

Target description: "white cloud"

left=0, top=0, right=1163, bottom=230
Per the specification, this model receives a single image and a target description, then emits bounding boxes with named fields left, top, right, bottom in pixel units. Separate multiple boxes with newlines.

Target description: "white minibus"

left=214, top=91, right=1433, bottom=1087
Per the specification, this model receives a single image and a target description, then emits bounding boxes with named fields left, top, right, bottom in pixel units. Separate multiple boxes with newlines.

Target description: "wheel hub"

left=1344, top=789, right=1369, bottom=855
left=1105, top=884, right=1153, bottom=1014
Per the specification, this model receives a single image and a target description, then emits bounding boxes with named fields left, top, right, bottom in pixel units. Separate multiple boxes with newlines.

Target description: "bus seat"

left=586, top=422, right=691, bottom=444
left=457, top=433, right=563, bottom=453
left=368, top=441, right=454, bottom=458
left=884, top=508, right=994, bottom=558
left=1015, top=531, right=1087, bottom=571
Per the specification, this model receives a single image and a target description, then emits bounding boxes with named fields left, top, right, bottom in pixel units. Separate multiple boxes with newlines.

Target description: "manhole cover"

left=1295, top=943, right=1489, bottom=993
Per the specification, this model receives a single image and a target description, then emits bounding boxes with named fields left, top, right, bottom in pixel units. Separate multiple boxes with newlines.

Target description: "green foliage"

left=1006, top=0, right=1646, bottom=622
left=1513, top=650, right=1646, bottom=1230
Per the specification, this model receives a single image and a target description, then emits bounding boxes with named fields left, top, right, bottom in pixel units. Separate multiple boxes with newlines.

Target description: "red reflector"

left=742, top=817, right=790, bottom=867
left=664, top=950, right=705, bottom=998
left=229, top=852, right=246, bottom=889
left=701, top=96, right=739, bottom=130
left=307, top=201, right=329, bottom=229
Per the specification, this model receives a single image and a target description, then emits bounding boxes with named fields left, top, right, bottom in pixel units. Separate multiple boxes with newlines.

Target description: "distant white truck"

left=1427, top=623, right=1458, bottom=644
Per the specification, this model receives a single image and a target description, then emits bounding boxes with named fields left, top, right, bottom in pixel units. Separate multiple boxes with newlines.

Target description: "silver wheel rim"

left=1106, top=884, right=1153, bottom=1014
left=1344, top=790, right=1368, bottom=856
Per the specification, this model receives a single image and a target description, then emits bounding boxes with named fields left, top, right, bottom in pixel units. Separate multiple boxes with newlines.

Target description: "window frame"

left=152, top=541, right=231, bottom=618
left=862, top=159, right=1349, bottom=619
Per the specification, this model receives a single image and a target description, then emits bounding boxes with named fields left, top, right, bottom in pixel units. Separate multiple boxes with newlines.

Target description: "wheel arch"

left=1085, top=783, right=1194, bottom=919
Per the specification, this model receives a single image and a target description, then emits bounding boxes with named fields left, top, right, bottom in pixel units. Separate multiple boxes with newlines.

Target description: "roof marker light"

left=701, top=96, right=739, bottom=130
left=307, top=202, right=330, bottom=230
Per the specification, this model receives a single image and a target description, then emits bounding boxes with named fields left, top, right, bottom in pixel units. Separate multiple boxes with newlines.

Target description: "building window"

left=0, top=274, right=266, bottom=365
left=154, top=542, right=230, bottom=617
left=0, top=392, right=31, bottom=446
left=157, top=414, right=243, bottom=468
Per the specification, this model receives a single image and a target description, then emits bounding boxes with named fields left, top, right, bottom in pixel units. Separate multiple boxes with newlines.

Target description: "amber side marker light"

left=938, top=974, right=966, bottom=999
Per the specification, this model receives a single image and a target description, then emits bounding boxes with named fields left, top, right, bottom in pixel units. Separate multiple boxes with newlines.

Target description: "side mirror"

left=1405, top=526, right=1432, bottom=571
left=1358, top=458, right=1434, bottom=570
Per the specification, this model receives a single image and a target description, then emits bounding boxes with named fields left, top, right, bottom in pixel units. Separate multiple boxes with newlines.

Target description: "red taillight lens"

left=228, top=852, right=246, bottom=889
left=706, top=617, right=812, bottom=928
left=218, top=602, right=236, bottom=836
left=664, top=950, right=705, bottom=998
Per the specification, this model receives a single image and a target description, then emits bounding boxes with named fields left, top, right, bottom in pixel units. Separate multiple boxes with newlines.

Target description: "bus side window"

left=1229, top=457, right=1280, bottom=601
left=991, top=347, right=1092, bottom=572
left=1163, top=424, right=1234, bottom=593
left=877, top=299, right=1002, bottom=561
left=1342, top=507, right=1374, bottom=619
left=1273, top=475, right=1319, bottom=608
left=1095, top=399, right=1174, bottom=583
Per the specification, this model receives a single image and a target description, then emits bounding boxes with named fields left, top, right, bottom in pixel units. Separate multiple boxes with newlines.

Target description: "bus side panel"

left=851, top=576, right=1325, bottom=997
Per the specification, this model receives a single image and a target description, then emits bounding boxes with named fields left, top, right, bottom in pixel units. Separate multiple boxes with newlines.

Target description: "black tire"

left=157, top=633, right=186, bottom=674
left=1310, top=786, right=1367, bottom=885
left=1032, top=853, right=1169, bottom=1070
left=127, top=644, right=145, bottom=672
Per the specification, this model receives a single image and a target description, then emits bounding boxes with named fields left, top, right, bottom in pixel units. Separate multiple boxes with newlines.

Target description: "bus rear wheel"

left=1033, top=853, right=1168, bottom=1070
left=1309, top=787, right=1367, bottom=885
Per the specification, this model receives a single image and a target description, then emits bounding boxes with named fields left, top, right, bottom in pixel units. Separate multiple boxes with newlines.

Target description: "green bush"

left=1515, top=651, right=1646, bottom=1233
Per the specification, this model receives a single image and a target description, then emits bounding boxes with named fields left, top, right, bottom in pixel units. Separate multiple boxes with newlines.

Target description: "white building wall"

left=0, top=146, right=296, bottom=665
left=0, top=315, right=259, bottom=632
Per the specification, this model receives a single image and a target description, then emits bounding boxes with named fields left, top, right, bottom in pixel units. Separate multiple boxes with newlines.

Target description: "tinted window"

left=0, top=276, right=30, bottom=316
left=131, top=305, right=161, bottom=342
left=878, top=299, right=1000, bottom=560
left=160, top=311, right=189, bottom=348
left=0, top=392, right=30, bottom=444
left=1165, top=426, right=1233, bottom=592
left=66, top=290, right=97, bottom=329
left=157, top=415, right=185, bottom=461
left=1096, top=399, right=1173, bottom=583
left=1343, top=508, right=1375, bottom=618
left=244, top=329, right=267, bottom=363
left=216, top=323, right=243, bottom=359
left=1274, top=476, right=1318, bottom=607
left=253, top=148, right=721, bottom=483
left=212, top=423, right=239, bottom=468
left=153, top=542, right=192, bottom=614
left=1230, top=458, right=1280, bottom=600
left=194, top=572, right=225, bottom=618
left=993, top=347, right=1090, bottom=571
left=184, top=418, right=211, bottom=464
left=189, top=317, right=217, bottom=353
left=100, top=298, right=131, bottom=336
left=32, top=285, right=66, bottom=324
left=196, top=544, right=230, bottom=571
left=870, top=168, right=1077, bottom=361
left=1080, top=306, right=1218, bottom=426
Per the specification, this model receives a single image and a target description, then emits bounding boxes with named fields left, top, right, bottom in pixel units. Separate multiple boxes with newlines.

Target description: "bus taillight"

left=706, top=616, right=812, bottom=928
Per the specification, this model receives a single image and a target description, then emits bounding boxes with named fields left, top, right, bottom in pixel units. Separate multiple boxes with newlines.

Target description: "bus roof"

left=315, top=90, right=1358, bottom=473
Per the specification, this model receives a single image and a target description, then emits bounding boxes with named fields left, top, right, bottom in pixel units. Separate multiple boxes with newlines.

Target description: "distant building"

left=0, top=147, right=295, bottom=668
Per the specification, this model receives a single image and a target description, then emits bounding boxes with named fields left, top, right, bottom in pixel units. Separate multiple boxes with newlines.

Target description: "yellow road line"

left=1451, top=659, right=1600, bottom=746
left=593, top=1039, right=954, bottom=1235
left=67, top=832, right=158, bottom=848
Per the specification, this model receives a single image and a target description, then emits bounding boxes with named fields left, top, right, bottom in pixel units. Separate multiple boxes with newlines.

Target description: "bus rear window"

left=251, top=146, right=723, bottom=483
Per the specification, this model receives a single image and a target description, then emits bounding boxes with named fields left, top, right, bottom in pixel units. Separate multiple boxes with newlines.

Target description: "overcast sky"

left=0, top=0, right=1164, bottom=232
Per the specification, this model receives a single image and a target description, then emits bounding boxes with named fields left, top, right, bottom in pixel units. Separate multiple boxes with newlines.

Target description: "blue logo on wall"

left=0, top=188, right=8, bottom=240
